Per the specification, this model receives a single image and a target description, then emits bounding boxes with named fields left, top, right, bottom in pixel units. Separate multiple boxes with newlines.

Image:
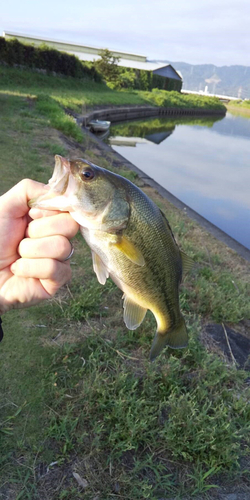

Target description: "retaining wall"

left=82, top=105, right=226, bottom=126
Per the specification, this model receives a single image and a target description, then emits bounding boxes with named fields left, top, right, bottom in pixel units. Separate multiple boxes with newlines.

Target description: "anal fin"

left=92, top=251, right=109, bottom=285
left=123, top=295, right=147, bottom=330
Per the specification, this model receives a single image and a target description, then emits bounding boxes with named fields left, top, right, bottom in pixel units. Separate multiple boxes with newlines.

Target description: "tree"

left=94, top=49, right=120, bottom=84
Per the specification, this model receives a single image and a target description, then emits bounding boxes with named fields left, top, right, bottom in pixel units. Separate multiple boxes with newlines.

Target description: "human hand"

left=0, top=179, right=79, bottom=315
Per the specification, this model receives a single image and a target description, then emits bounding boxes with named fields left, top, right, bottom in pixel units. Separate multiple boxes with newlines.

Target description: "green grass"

left=0, top=64, right=148, bottom=110
left=228, top=99, right=250, bottom=109
left=41, top=333, right=249, bottom=498
left=0, top=64, right=226, bottom=115
left=226, top=99, right=250, bottom=117
left=144, top=89, right=226, bottom=111
left=0, top=64, right=226, bottom=150
left=0, top=91, right=249, bottom=499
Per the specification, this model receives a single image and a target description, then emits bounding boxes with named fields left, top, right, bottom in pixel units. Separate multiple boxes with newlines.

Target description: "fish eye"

left=80, top=168, right=95, bottom=181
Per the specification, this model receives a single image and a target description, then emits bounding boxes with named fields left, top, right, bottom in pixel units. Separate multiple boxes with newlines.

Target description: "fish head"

left=69, top=157, right=116, bottom=214
left=29, top=156, right=129, bottom=230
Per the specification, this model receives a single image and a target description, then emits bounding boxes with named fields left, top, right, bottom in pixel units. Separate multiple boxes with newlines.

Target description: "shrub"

left=116, top=67, right=182, bottom=92
left=0, top=37, right=102, bottom=82
left=143, top=89, right=226, bottom=111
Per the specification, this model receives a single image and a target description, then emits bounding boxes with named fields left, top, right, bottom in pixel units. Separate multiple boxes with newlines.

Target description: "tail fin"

left=150, top=316, right=188, bottom=361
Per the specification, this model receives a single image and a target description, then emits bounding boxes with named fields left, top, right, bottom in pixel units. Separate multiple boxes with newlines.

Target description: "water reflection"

left=109, top=113, right=250, bottom=250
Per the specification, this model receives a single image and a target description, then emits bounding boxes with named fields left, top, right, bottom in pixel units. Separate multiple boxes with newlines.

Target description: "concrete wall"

left=82, top=105, right=226, bottom=127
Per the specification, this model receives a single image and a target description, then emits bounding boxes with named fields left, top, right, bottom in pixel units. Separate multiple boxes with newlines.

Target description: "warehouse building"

left=3, top=31, right=182, bottom=88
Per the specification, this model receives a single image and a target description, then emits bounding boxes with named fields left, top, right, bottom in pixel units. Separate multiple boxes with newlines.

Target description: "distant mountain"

left=151, top=61, right=250, bottom=99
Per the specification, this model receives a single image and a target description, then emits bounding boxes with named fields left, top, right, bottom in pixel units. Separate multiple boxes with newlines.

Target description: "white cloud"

left=1, top=0, right=250, bottom=65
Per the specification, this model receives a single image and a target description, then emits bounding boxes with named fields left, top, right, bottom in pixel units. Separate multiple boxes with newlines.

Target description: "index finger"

left=26, top=212, right=79, bottom=239
left=0, top=179, right=50, bottom=219
left=29, top=208, right=62, bottom=219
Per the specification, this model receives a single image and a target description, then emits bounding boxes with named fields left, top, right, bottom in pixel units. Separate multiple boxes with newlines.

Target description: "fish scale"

left=30, top=155, right=192, bottom=360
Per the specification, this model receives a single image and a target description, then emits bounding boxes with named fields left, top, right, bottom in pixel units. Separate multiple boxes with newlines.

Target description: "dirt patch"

left=203, top=323, right=250, bottom=370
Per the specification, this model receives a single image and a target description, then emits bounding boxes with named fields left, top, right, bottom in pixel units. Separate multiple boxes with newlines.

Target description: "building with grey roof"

left=3, top=31, right=182, bottom=87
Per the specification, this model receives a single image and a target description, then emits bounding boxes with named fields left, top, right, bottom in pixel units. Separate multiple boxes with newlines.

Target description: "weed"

left=0, top=79, right=249, bottom=499
left=66, top=279, right=105, bottom=321
left=48, top=413, right=79, bottom=455
left=36, top=95, right=83, bottom=142
left=38, top=141, right=68, bottom=156
left=188, top=465, right=220, bottom=495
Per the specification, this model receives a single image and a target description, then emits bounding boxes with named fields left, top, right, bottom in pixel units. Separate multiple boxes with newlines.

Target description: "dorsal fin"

left=180, top=251, right=193, bottom=274
left=159, top=209, right=193, bottom=275
left=159, top=209, right=178, bottom=247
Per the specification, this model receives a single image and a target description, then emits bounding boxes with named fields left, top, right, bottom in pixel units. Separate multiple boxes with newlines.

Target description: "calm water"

left=108, top=113, right=250, bottom=250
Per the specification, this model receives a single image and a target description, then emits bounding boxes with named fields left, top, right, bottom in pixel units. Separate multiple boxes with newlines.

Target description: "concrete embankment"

left=81, top=125, right=250, bottom=263
left=81, top=105, right=225, bottom=126
left=78, top=103, right=250, bottom=261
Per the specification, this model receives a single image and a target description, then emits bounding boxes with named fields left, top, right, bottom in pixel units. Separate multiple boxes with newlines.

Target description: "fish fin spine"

left=113, top=236, right=145, bottom=266
left=180, top=251, right=193, bottom=275
left=123, top=295, right=147, bottom=330
left=92, top=251, right=109, bottom=285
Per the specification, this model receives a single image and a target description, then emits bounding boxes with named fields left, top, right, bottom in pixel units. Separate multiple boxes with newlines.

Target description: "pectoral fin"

left=92, top=251, right=109, bottom=285
left=114, top=237, right=145, bottom=266
left=123, top=295, right=147, bottom=330
left=150, top=316, right=188, bottom=361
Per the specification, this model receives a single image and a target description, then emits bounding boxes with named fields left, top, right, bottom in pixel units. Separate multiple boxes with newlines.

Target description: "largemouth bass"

left=30, top=156, right=192, bottom=360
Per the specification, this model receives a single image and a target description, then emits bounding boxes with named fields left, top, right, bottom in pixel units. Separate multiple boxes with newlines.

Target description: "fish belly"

left=81, top=226, right=174, bottom=327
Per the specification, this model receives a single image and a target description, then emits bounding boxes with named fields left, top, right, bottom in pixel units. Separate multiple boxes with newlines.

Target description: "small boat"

left=88, top=119, right=111, bottom=133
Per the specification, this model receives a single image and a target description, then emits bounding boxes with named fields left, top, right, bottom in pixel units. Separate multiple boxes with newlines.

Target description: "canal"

left=107, top=112, right=250, bottom=251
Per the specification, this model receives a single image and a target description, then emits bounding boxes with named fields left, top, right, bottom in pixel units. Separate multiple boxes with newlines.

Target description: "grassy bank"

left=226, top=99, right=250, bottom=116
left=226, top=101, right=250, bottom=118
left=143, top=89, right=226, bottom=111
left=0, top=89, right=249, bottom=499
left=0, top=65, right=225, bottom=132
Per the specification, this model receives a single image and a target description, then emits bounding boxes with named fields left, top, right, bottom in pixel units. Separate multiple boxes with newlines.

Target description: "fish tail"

left=150, top=315, right=188, bottom=361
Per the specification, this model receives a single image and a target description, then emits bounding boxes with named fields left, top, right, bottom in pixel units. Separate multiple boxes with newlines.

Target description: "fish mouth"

left=48, top=155, right=71, bottom=192
left=29, top=155, right=73, bottom=211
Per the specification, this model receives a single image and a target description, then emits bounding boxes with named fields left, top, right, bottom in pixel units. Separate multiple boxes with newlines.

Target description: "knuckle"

left=55, top=235, right=70, bottom=256
left=20, top=178, right=33, bottom=193
left=68, top=218, right=79, bottom=237
left=19, top=178, right=29, bottom=189
left=64, top=265, right=72, bottom=283
left=61, top=263, right=72, bottom=284
left=49, top=259, right=59, bottom=278
left=49, top=263, right=72, bottom=294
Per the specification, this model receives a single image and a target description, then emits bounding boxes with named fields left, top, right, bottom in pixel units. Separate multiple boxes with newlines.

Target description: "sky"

left=1, top=0, right=250, bottom=67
